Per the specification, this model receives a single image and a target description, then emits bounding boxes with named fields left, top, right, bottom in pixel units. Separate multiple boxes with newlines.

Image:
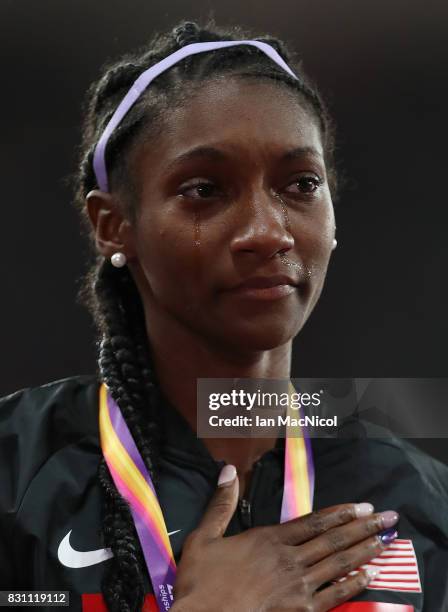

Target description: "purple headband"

left=92, top=40, right=299, bottom=192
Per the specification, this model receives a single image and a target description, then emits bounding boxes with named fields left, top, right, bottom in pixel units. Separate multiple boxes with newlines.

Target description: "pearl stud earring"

left=110, top=252, right=127, bottom=268
left=332, top=238, right=337, bottom=250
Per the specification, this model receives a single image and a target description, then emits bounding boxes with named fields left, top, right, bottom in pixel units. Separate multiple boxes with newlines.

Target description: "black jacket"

left=0, top=375, right=447, bottom=611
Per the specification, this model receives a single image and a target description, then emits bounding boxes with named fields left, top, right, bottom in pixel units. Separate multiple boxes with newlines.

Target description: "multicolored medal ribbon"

left=280, top=381, right=315, bottom=522
left=99, top=380, right=315, bottom=611
left=99, top=384, right=176, bottom=611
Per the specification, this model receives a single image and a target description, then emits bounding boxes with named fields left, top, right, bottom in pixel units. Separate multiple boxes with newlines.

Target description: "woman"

left=1, top=20, right=447, bottom=612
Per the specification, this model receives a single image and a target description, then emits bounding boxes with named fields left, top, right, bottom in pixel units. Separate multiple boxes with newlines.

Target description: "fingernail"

left=380, top=510, right=400, bottom=529
left=354, top=503, right=374, bottom=517
left=378, top=528, right=398, bottom=546
left=365, top=567, right=381, bottom=581
left=218, top=464, right=237, bottom=487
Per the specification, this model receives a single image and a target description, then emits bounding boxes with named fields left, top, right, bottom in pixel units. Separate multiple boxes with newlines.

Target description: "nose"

left=229, top=190, right=295, bottom=261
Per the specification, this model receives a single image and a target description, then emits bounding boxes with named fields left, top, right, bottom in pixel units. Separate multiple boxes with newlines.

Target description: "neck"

left=143, top=308, right=291, bottom=496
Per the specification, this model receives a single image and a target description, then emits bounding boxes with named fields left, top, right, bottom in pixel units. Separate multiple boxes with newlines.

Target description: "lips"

left=234, top=274, right=298, bottom=290
left=225, top=274, right=299, bottom=301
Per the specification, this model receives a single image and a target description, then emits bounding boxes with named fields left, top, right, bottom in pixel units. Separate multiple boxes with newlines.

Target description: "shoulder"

left=389, top=437, right=448, bottom=499
left=366, top=434, right=448, bottom=495
left=0, top=374, right=100, bottom=426
left=335, top=420, right=448, bottom=498
left=366, top=433, right=447, bottom=496
left=366, top=436, right=448, bottom=535
left=315, top=430, right=448, bottom=534
left=0, top=375, right=101, bottom=513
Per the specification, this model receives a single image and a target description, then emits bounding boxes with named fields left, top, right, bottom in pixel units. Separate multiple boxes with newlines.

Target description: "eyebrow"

left=166, top=146, right=228, bottom=172
left=165, top=144, right=323, bottom=172
left=281, top=146, right=323, bottom=161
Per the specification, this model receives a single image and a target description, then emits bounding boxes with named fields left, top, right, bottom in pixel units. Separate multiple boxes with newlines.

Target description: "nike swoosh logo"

left=58, top=528, right=181, bottom=568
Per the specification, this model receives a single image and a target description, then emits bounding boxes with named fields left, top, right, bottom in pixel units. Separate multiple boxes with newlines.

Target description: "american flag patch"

left=341, top=539, right=422, bottom=593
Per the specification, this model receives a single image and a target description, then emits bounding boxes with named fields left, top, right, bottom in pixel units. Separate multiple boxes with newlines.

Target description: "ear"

left=85, top=190, right=136, bottom=260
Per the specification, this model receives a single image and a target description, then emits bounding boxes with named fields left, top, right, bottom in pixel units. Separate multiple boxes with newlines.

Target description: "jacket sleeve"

left=0, top=376, right=99, bottom=588
left=0, top=387, right=34, bottom=588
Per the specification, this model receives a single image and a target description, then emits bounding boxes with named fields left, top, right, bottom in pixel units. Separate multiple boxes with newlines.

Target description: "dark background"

left=1, top=1, right=447, bottom=461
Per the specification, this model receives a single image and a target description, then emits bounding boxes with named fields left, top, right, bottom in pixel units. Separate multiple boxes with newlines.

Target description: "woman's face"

left=125, top=77, right=335, bottom=353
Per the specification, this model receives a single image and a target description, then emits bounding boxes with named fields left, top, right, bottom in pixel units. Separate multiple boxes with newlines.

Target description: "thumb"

left=197, top=464, right=239, bottom=540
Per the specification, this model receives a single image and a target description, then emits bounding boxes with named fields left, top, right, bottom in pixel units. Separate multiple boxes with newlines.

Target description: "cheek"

left=292, top=203, right=334, bottom=263
left=288, top=204, right=334, bottom=311
left=304, top=211, right=335, bottom=302
left=133, top=214, right=204, bottom=303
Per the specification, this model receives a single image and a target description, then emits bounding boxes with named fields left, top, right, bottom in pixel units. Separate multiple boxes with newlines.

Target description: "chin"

left=225, top=317, right=303, bottom=353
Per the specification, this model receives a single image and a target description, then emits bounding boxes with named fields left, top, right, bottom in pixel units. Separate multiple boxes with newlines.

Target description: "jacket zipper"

left=238, top=498, right=252, bottom=528
left=238, top=460, right=262, bottom=529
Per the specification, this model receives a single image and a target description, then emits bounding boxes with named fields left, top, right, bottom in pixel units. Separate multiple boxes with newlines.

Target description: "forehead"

left=132, top=77, right=323, bottom=179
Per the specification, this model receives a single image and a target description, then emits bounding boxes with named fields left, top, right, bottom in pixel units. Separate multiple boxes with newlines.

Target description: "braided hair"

left=74, top=19, right=337, bottom=611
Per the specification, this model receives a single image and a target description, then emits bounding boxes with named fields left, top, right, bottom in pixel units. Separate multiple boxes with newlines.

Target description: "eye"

left=179, top=179, right=222, bottom=200
left=284, top=173, right=323, bottom=195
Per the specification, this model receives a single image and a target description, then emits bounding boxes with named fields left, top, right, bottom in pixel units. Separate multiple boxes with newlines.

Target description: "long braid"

left=95, top=262, right=161, bottom=611
left=96, top=263, right=161, bottom=478
left=74, top=19, right=338, bottom=611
